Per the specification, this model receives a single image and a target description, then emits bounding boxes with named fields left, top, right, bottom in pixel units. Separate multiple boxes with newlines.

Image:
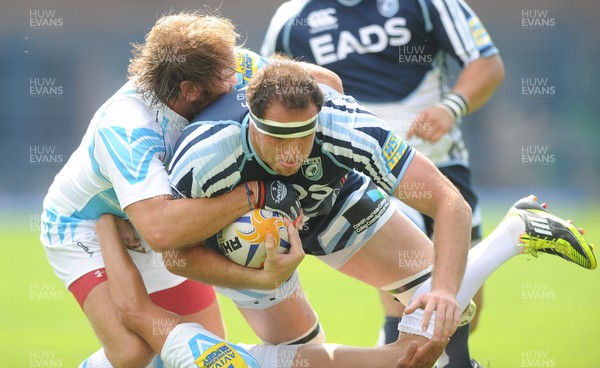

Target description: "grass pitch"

left=1, top=202, right=598, bottom=367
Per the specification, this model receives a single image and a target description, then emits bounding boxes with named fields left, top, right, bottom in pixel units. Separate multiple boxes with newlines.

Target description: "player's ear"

left=179, top=80, right=203, bottom=102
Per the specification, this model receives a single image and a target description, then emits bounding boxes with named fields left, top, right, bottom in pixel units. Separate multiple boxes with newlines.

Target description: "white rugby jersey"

left=261, top=0, right=499, bottom=166
left=41, top=80, right=185, bottom=247
left=41, top=49, right=267, bottom=248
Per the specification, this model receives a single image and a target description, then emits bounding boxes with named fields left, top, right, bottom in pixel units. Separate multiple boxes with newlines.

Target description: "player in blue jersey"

left=40, top=12, right=321, bottom=368
left=260, top=1, right=505, bottom=365
left=164, top=59, right=595, bottom=367
left=96, top=212, right=447, bottom=368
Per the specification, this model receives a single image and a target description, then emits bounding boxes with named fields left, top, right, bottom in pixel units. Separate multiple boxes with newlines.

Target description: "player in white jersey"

left=96, top=213, right=447, bottom=368
left=164, top=59, right=595, bottom=367
left=261, top=1, right=505, bottom=365
left=40, top=12, right=312, bottom=368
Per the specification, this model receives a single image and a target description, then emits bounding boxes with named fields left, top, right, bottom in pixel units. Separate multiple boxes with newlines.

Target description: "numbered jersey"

left=261, top=0, right=498, bottom=166
left=168, top=86, right=414, bottom=220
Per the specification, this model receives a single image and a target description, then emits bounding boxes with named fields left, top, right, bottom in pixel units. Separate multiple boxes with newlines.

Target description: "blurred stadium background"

left=1, top=0, right=598, bottom=367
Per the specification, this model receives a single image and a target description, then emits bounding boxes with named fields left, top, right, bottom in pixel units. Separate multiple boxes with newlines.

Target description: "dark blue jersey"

left=262, top=0, right=498, bottom=102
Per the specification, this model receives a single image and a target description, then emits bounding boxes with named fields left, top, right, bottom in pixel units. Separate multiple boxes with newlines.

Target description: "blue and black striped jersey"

left=168, top=86, right=415, bottom=218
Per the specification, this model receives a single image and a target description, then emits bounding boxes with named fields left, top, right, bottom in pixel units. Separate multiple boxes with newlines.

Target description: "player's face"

left=213, top=59, right=239, bottom=96
left=251, top=102, right=318, bottom=177
left=185, top=58, right=238, bottom=117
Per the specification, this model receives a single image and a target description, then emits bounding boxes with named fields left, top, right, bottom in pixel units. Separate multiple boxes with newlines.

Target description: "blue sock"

left=382, top=316, right=400, bottom=344
left=439, top=323, right=472, bottom=368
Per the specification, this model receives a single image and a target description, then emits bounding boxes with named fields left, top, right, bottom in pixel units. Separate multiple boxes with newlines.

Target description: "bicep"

left=394, top=150, right=459, bottom=218
left=123, top=194, right=170, bottom=226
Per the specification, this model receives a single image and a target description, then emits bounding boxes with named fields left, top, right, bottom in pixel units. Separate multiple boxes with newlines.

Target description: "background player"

left=260, top=1, right=505, bottom=365
left=96, top=213, right=447, bottom=368
left=41, top=12, right=308, bottom=368
left=164, top=60, right=594, bottom=366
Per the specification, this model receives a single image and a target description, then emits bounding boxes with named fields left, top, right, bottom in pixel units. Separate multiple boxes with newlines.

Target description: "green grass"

left=1, top=203, right=599, bottom=367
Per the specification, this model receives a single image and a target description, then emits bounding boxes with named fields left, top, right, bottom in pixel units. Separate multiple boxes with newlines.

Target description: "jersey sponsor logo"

left=366, top=189, right=385, bottom=202
left=307, top=8, right=338, bottom=34
left=301, top=157, right=323, bottom=181
left=235, top=49, right=266, bottom=87
left=309, top=17, right=411, bottom=65
left=98, top=127, right=165, bottom=185
left=468, top=16, right=492, bottom=49
left=529, top=217, right=552, bottom=236
left=343, top=188, right=390, bottom=234
left=381, top=133, right=407, bottom=171
left=377, top=0, right=399, bottom=18
left=269, top=181, right=289, bottom=205
left=195, top=342, right=249, bottom=368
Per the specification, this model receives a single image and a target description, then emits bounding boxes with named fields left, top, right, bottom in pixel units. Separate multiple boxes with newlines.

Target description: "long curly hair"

left=128, top=11, right=238, bottom=106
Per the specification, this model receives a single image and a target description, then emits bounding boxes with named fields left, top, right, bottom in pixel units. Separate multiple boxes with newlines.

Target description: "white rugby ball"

left=217, top=209, right=291, bottom=269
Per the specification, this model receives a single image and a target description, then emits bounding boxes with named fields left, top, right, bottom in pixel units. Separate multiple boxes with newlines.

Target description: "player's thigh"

left=338, top=209, right=434, bottom=287
left=218, top=272, right=318, bottom=344
left=238, top=288, right=318, bottom=344
left=83, top=282, right=154, bottom=367
left=148, top=278, right=225, bottom=339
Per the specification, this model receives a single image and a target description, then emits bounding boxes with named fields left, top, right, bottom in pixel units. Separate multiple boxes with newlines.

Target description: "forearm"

left=164, top=244, right=280, bottom=290
left=395, top=152, right=470, bottom=295
left=97, top=215, right=183, bottom=354
left=96, top=215, right=153, bottom=309
left=299, top=62, right=344, bottom=93
left=452, top=54, right=505, bottom=113
left=126, top=185, right=250, bottom=251
left=429, top=193, right=471, bottom=296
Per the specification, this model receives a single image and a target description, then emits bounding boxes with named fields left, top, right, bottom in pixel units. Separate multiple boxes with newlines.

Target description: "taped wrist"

left=437, top=91, right=469, bottom=124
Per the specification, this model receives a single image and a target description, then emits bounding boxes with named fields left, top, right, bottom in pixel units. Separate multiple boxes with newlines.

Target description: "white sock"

left=79, top=348, right=112, bottom=368
left=399, top=216, right=525, bottom=338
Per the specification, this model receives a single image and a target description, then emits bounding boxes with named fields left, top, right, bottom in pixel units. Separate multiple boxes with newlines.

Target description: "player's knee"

left=104, top=335, right=154, bottom=368
left=381, top=266, right=433, bottom=306
left=110, top=296, right=146, bottom=331
left=282, top=321, right=326, bottom=345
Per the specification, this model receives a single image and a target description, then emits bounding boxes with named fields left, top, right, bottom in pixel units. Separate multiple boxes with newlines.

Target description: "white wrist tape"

left=398, top=309, right=436, bottom=339
left=438, top=91, right=469, bottom=123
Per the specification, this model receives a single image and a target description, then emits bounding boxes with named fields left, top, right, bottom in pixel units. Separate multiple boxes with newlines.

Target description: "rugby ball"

left=217, top=209, right=291, bottom=268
